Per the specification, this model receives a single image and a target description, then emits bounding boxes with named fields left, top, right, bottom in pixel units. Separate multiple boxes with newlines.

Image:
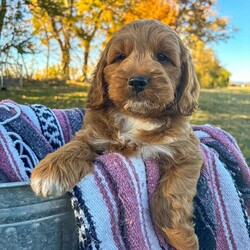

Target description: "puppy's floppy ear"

left=177, top=52, right=200, bottom=116
left=85, top=51, right=107, bottom=109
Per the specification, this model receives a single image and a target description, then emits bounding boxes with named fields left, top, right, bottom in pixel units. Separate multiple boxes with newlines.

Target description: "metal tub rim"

left=0, top=180, right=30, bottom=188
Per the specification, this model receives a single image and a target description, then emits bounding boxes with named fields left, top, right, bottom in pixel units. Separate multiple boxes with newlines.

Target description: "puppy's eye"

left=117, top=54, right=126, bottom=61
left=157, top=53, right=168, bottom=62
left=111, top=54, right=126, bottom=64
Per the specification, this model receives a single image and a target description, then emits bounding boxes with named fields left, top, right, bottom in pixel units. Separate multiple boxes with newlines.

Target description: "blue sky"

left=213, top=0, right=250, bottom=82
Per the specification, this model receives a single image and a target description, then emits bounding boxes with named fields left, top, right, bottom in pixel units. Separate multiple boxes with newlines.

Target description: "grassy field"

left=191, top=86, right=250, bottom=165
left=1, top=82, right=249, bottom=165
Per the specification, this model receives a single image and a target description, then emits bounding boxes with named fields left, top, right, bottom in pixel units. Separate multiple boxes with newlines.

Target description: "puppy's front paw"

left=30, top=153, right=78, bottom=197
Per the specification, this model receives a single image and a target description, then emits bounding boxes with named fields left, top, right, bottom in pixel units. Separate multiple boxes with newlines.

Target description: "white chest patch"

left=93, top=113, right=177, bottom=159
left=117, top=115, right=163, bottom=142
left=115, top=115, right=174, bottom=158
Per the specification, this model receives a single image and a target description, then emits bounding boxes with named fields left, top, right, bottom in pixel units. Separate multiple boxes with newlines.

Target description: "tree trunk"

left=46, top=44, right=50, bottom=79
left=62, top=46, right=70, bottom=80
left=21, top=53, right=29, bottom=80
left=82, top=40, right=91, bottom=81
left=44, top=28, right=50, bottom=80
left=0, top=0, right=7, bottom=40
left=50, top=17, right=71, bottom=81
left=82, top=25, right=98, bottom=81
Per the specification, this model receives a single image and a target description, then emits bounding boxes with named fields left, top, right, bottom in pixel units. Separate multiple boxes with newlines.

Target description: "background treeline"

left=0, top=0, right=236, bottom=88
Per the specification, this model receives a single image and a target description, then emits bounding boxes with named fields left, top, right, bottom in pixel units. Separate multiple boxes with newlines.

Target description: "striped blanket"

left=0, top=99, right=249, bottom=249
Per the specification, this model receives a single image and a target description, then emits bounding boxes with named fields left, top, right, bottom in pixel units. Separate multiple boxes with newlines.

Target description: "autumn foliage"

left=0, top=0, right=235, bottom=88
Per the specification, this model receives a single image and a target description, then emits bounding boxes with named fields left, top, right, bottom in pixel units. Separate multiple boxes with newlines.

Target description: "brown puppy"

left=31, top=19, right=203, bottom=250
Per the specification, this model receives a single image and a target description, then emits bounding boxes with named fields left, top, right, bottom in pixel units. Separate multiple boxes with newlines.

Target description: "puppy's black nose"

left=128, top=76, right=148, bottom=94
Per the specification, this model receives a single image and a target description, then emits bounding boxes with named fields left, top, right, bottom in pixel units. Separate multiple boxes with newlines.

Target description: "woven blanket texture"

left=0, top=99, right=249, bottom=250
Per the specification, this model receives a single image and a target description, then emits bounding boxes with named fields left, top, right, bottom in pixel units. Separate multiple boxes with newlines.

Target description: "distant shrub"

left=192, top=41, right=231, bottom=88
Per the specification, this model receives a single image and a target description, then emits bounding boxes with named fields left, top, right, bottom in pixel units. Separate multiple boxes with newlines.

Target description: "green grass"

left=1, top=82, right=249, bottom=165
left=0, top=81, right=89, bottom=108
left=191, top=86, right=250, bottom=165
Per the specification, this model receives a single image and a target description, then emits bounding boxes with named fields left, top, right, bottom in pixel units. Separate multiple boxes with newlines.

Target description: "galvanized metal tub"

left=0, top=181, right=78, bottom=250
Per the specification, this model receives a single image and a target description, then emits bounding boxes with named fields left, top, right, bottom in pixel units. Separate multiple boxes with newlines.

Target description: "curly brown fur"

left=31, top=19, right=203, bottom=250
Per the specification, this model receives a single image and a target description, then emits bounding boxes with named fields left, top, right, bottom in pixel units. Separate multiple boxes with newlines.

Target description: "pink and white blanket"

left=0, top=99, right=249, bottom=249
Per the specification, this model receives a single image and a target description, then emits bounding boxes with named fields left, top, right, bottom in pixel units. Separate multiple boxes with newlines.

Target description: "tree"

left=29, top=0, right=74, bottom=80
left=124, top=0, right=177, bottom=27
left=0, top=0, right=36, bottom=79
left=173, top=0, right=236, bottom=47
left=0, top=0, right=7, bottom=39
left=192, top=41, right=230, bottom=88
left=0, top=0, right=35, bottom=56
left=75, top=0, right=133, bottom=80
left=25, top=0, right=234, bottom=84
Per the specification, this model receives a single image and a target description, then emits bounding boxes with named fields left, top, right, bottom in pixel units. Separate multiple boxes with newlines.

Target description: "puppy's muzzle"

left=128, top=76, right=148, bottom=95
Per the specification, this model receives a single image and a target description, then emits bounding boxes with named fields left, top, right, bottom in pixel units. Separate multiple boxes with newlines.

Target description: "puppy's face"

left=87, top=20, right=200, bottom=118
